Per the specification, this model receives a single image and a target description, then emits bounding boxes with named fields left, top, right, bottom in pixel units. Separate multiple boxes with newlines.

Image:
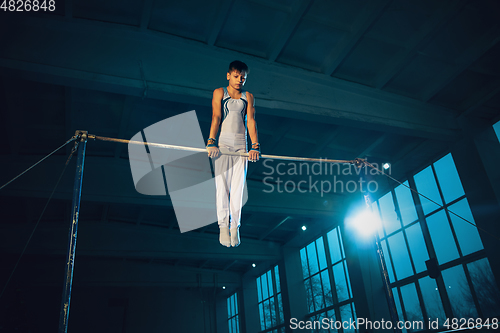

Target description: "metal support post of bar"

left=360, top=164, right=402, bottom=333
left=373, top=228, right=402, bottom=333
left=58, top=131, right=88, bottom=333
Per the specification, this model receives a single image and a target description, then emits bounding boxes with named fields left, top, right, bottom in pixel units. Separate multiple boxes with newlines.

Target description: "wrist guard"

left=207, top=138, right=217, bottom=147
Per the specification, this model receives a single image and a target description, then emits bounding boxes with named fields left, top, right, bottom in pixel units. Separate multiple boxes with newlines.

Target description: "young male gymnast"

left=206, top=60, right=260, bottom=247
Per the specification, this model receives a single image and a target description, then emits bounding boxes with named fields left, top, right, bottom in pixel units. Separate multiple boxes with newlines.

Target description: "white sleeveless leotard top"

left=219, top=87, right=247, bottom=149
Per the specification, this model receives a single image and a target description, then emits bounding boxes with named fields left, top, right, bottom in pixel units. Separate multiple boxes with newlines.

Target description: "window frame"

left=256, top=265, right=285, bottom=333
left=373, top=152, right=496, bottom=327
left=300, top=226, right=358, bottom=332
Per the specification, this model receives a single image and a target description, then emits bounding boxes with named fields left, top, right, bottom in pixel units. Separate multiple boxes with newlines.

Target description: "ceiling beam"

left=308, top=127, right=341, bottom=158
left=222, top=259, right=238, bottom=271
left=374, top=0, right=468, bottom=89
left=207, top=0, right=235, bottom=45
left=0, top=222, right=282, bottom=262
left=139, top=0, right=155, bottom=31
left=258, top=216, right=292, bottom=241
left=9, top=256, right=242, bottom=288
left=357, top=134, right=387, bottom=158
left=323, top=0, right=392, bottom=76
left=0, top=15, right=460, bottom=139
left=458, top=78, right=500, bottom=119
left=420, top=27, right=500, bottom=102
left=199, top=259, right=210, bottom=269
left=267, top=0, right=314, bottom=61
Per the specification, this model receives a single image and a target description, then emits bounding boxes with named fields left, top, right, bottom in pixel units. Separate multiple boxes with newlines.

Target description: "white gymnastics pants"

left=213, top=147, right=248, bottom=229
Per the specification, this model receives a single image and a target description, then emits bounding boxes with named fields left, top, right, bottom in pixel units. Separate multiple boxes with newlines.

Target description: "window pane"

left=321, top=270, right=333, bottom=307
left=340, top=304, right=355, bottom=333
left=393, top=288, right=409, bottom=333
left=344, top=263, right=352, bottom=298
left=311, top=274, right=325, bottom=310
left=234, top=293, right=238, bottom=314
left=433, top=154, right=465, bottom=204
left=333, top=262, right=349, bottom=302
left=228, top=297, right=232, bottom=317
left=301, top=247, right=310, bottom=278
left=327, top=309, right=336, bottom=332
left=259, top=302, right=265, bottom=331
left=305, top=278, right=314, bottom=313
left=405, top=223, right=429, bottom=273
left=414, top=166, right=442, bottom=215
left=257, top=276, right=262, bottom=302
left=317, top=237, right=328, bottom=270
left=400, top=283, right=424, bottom=325
left=395, top=181, right=418, bottom=225
left=327, top=228, right=342, bottom=264
left=426, top=210, right=459, bottom=264
left=265, top=300, right=272, bottom=328
left=277, top=293, right=284, bottom=324
left=308, top=241, right=320, bottom=275
left=262, top=272, right=269, bottom=299
left=442, top=265, right=478, bottom=318
left=418, top=276, right=446, bottom=325
left=338, top=228, right=345, bottom=259
left=231, top=295, right=235, bottom=317
left=275, top=265, right=281, bottom=293
left=379, top=191, right=401, bottom=234
left=467, top=258, right=500, bottom=318
left=387, top=231, right=413, bottom=280
left=449, top=199, right=483, bottom=256
left=268, top=270, right=274, bottom=297
left=270, top=297, right=276, bottom=327
left=382, top=240, right=396, bottom=283
left=313, top=312, right=329, bottom=333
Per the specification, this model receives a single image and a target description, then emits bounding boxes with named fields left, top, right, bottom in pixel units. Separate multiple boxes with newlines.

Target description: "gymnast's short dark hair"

left=228, top=60, right=249, bottom=74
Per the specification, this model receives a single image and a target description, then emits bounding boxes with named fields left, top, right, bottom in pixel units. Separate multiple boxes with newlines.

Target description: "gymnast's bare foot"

left=219, top=227, right=231, bottom=247
left=230, top=228, right=240, bottom=247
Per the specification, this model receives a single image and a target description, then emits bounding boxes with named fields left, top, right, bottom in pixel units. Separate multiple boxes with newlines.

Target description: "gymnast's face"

left=227, top=70, right=247, bottom=91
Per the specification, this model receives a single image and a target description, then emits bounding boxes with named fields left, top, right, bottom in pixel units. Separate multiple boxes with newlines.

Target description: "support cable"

left=0, top=137, right=76, bottom=191
left=0, top=136, right=79, bottom=300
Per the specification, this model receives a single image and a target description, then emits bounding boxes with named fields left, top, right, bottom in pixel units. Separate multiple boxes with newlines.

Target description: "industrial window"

left=374, top=153, right=500, bottom=331
left=300, top=226, right=357, bottom=333
left=228, top=292, right=240, bottom=333
left=256, top=265, right=285, bottom=333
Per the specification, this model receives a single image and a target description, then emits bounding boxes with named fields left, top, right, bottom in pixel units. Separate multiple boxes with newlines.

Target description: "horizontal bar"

left=89, top=134, right=358, bottom=165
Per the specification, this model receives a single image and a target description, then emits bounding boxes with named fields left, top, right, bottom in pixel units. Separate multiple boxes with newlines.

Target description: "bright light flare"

left=349, top=209, right=381, bottom=237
